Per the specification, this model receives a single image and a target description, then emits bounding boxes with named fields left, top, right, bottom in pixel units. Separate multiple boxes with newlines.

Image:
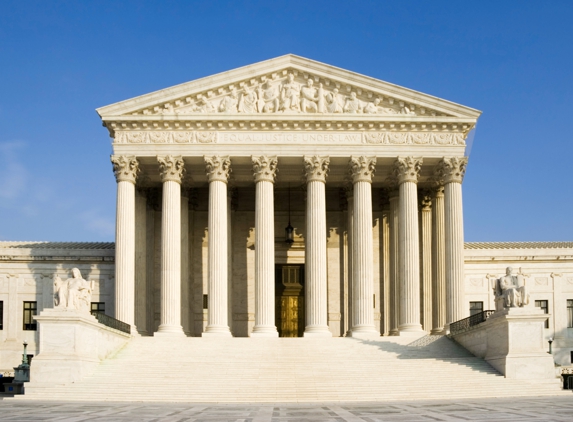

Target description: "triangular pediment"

left=97, top=55, right=481, bottom=120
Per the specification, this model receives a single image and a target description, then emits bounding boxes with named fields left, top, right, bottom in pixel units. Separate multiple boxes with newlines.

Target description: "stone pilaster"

left=431, top=186, right=446, bottom=334
left=111, top=155, right=139, bottom=328
left=394, top=156, right=424, bottom=333
left=156, top=155, right=185, bottom=335
left=387, top=187, right=400, bottom=335
left=419, top=191, right=432, bottom=332
left=303, top=155, right=332, bottom=337
left=203, top=155, right=232, bottom=336
left=348, top=156, right=379, bottom=338
left=435, top=157, right=468, bottom=331
left=251, top=155, right=279, bottom=337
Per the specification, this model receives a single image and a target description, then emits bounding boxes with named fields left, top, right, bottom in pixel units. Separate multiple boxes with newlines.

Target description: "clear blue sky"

left=1, top=1, right=571, bottom=242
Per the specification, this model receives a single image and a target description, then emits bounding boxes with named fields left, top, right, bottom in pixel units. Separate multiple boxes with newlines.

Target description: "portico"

left=99, top=54, right=481, bottom=338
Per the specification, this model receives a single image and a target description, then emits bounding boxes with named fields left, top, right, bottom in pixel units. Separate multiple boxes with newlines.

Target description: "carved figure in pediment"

left=344, top=92, right=363, bottom=113
left=238, top=87, right=258, bottom=113
left=280, top=73, right=300, bottom=112
left=54, top=268, right=94, bottom=314
left=197, top=95, right=215, bottom=113
left=325, top=88, right=343, bottom=113
left=364, top=98, right=382, bottom=114
left=317, top=83, right=325, bottom=113
left=399, top=102, right=416, bottom=115
left=219, top=88, right=239, bottom=113
left=258, top=81, right=280, bottom=113
left=493, top=267, right=530, bottom=310
left=300, top=79, right=319, bottom=113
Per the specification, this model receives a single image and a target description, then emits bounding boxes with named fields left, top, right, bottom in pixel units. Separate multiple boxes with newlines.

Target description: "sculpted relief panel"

left=130, top=70, right=450, bottom=117
left=114, top=130, right=465, bottom=145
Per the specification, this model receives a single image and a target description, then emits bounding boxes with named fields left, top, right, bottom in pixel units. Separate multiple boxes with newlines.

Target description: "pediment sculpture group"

left=493, top=267, right=530, bottom=311
left=53, top=268, right=94, bottom=314
left=183, top=73, right=418, bottom=115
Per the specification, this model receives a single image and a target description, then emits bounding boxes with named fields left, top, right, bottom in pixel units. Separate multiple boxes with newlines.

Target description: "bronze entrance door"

left=275, top=265, right=305, bottom=337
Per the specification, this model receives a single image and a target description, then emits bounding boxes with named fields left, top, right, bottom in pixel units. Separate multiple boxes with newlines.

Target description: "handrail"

left=90, top=311, right=131, bottom=334
left=450, top=310, right=495, bottom=336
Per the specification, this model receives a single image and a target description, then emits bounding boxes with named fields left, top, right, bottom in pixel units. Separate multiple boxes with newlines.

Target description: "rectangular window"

left=469, top=301, right=483, bottom=316
left=0, top=301, right=3, bottom=330
left=567, top=300, right=573, bottom=328
left=535, top=300, right=549, bottom=329
left=23, top=301, right=37, bottom=331
left=90, top=302, right=105, bottom=314
left=203, top=294, right=208, bottom=309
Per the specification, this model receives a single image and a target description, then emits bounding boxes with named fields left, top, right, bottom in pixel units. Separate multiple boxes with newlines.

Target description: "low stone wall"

left=28, top=309, right=131, bottom=386
left=452, top=308, right=555, bottom=379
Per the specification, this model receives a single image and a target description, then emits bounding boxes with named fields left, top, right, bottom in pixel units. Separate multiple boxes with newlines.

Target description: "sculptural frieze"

left=53, top=268, right=94, bottom=314
left=129, top=70, right=449, bottom=117
left=493, top=267, right=531, bottom=310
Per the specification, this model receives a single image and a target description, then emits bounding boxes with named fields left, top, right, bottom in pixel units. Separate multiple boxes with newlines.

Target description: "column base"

left=349, top=326, right=380, bottom=339
left=155, top=325, right=185, bottom=336
left=202, top=325, right=232, bottom=337
left=303, top=326, right=332, bottom=337
left=430, top=327, right=445, bottom=335
left=250, top=326, right=278, bottom=337
left=398, top=323, right=424, bottom=333
left=388, top=329, right=400, bottom=336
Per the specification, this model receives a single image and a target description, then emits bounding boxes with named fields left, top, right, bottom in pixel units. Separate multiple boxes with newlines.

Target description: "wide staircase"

left=19, top=334, right=567, bottom=402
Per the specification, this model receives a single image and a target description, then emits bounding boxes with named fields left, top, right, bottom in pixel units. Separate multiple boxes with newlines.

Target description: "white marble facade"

left=1, top=55, right=572, bottom=368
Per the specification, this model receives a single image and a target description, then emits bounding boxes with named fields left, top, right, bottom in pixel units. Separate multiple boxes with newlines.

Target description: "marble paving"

left=1, top=396, right=572, bottom=421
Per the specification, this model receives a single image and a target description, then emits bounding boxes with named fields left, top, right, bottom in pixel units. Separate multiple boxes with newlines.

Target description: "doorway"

left=275, top=265, right=305, bottom=337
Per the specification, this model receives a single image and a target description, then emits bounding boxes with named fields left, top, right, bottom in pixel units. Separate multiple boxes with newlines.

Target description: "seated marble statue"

left=54, top=268, right=94, bottom=313
left=494, top=266, right=530, bottom=310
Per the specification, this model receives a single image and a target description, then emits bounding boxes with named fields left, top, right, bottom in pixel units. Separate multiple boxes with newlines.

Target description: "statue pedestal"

left=453, top=308, right=554, bottom=380
left=29, top=309, right=130, bottom=386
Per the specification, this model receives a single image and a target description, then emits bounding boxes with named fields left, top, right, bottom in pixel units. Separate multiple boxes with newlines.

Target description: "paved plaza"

left=1, top=396, right=572, bottom=421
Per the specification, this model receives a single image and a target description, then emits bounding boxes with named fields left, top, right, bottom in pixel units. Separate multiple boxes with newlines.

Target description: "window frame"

left=469, top=301, right=484, bottom=316
left=23, top=301, right=38, bottom=331
left=535, top=299, right=549, bottom=329
left=567, top=299, right=573, bottom=329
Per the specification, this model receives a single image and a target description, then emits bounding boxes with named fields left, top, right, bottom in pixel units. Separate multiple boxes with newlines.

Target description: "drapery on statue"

left=493, top=266, right=530, bottom=310
left=54, top=268, right=94, bottom=313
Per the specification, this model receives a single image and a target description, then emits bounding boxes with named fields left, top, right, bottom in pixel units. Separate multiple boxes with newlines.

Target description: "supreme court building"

left=2, top=55, right=573, bottom=372
left=102, top=54, right=478, bottom=339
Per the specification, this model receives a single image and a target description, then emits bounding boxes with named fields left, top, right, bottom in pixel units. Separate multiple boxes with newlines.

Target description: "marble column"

left=181, top=186, right=190, bottom=335
left=203, top=155, right=233, bottom=337
left=419, top=191, right=432, bottom=332
left=431, top=186, right=446, bottom=334
left=156, top=155, right=185, bottom=336
left=111, top=155, right=139, bottom=329
left=303, top=155, right=332, bottom=337
left=345, top=186, right=354, bottom=336
left=251, top=156, right=279, bottom=337
left=394, top=156, right=424, bottom=333
left=388, top=188, right=400, bottom=335
left=349, top=156, right=379, bottom=338
left=436, top=157, right=468, bottom=331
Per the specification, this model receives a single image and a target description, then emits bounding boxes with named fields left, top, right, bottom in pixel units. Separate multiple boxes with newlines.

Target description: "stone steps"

left=18, top=335, right=568, bottom=402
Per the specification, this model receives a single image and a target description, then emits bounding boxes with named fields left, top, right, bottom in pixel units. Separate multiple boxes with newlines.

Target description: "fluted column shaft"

left=303, top=156, right=331, bottom=337
left=394, top=157, right=424, bottom=333
left=111, top=156, right=139, bottom=329
left=345, top=189, right=354, bottom=336
left=436, top=157, right=468, bottom=331
left=388, top=189, right=400, bottom=335
left=349, top=156, right=378, bottom=337
left=251, top=156, right=279, bottom=337
left=203, top=156, right=232, bottom=336
left=419, top=193, right=432, bottom=332
left=157, top=155, right=185, bottom=335
left=431, top=187, right=446, bottom=334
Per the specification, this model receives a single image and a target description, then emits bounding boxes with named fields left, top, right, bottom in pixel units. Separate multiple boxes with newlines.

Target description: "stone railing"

left=449, top=310, right=495, bottom=336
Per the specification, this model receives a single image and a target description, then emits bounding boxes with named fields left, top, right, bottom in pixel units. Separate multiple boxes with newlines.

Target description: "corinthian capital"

left=434, top=156, right=468, bottom=184
left=303, top=155, right=330, bottom=183
left=252, top=155, right=278, bottom=183
left=157, top=155, right=186, bottom=183
left=111, top=155, right=140, bottom=184
left=392, top=156, right=423, bottom=184
left=204, top=155, right=232, bottom=183
left=349, top=156, right=377, bottom=183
